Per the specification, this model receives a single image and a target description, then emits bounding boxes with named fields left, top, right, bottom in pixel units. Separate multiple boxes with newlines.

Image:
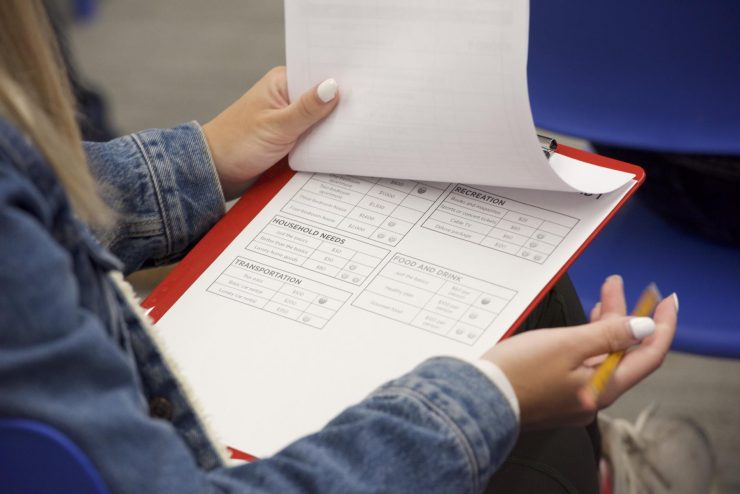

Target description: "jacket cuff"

left=131, top=122, right=225, bottom=262
left=373, top=357, right=519, bottom=488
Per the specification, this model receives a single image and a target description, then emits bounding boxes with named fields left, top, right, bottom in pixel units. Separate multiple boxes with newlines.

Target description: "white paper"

left=154, top=164, right=637, bottom=458
left=285, top=0, right=633, bottom=193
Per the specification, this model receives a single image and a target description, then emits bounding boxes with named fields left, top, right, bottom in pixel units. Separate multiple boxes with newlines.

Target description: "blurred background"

left=65, top=1, right=739, bottom=491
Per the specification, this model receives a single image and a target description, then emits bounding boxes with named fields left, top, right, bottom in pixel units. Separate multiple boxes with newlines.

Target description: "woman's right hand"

left=481, top=276, right=678, bottom=429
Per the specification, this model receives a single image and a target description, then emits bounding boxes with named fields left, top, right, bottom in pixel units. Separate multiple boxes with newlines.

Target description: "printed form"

left=285, top=0, right=633, bottom=193
left=154, top=171, right=637, bottom=458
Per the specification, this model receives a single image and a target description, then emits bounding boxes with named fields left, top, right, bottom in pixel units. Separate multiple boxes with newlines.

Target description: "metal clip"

left=538, top=134, right=558, bottom=159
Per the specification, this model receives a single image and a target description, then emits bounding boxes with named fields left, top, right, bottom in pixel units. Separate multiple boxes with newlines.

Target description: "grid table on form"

left=423, top=185, right=579, bottom=264
left=281, top=174, right=447, bottom=246
left=246, top=216, right=389, bottom=286
left=352, top=254, right=517, bottom=345
left=207, top=257, right=351, bottom=329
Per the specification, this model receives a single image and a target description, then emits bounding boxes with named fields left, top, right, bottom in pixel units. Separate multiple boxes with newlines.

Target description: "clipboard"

left=142, top=145, right=645, bottom=461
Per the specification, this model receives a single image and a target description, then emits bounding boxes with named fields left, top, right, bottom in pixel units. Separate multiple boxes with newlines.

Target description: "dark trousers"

left=593, top=144, right=740, bottom=247
left=485, top=275, right=600, bottom=494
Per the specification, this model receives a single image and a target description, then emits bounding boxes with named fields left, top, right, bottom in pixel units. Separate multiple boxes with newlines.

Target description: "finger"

left=268, top=66, right=290, bottom=104
left=589, top=302, right=602, bottom=322
left=602, top=294, right=678, bottom=396
left=599, top=275, right=627, bottom=318
left=569, top=315, right=655, bottom=361
left=577, top=382, right=600, bottom=413
left=272, top=78, right=339, bottom=138
left=584, top=353, right=608, bottom=367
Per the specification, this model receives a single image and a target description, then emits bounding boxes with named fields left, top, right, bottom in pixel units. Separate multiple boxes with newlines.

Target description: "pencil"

left=586, top=283, right=662, bottom=402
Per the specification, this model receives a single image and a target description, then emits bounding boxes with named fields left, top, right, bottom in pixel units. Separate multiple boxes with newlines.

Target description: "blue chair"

left=565, top=198, right=740, bottom=358
left=528, top=1, right=740, bottom=357
left=528, top=1, right=740, bottom=153
left=0, top=419, right=110, bottom=494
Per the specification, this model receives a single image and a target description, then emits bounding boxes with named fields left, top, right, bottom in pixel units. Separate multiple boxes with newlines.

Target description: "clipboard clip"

left=538, top=134, right=558, bottom=159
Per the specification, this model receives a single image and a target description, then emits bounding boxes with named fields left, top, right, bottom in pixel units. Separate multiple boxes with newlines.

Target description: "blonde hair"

left=0, top=0, right=109, bottom=225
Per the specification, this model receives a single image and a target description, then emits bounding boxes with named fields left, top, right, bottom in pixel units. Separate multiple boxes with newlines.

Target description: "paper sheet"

left=285, top=0, right=633, bottom=193
left=154, top=166, right=637, bottom=458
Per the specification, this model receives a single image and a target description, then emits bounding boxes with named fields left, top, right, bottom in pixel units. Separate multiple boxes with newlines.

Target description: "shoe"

left=599, top=405, right=716, bottom=494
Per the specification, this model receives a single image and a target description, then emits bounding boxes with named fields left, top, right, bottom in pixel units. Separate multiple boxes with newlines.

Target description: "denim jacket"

left=0, top=117, right=518, bottom=493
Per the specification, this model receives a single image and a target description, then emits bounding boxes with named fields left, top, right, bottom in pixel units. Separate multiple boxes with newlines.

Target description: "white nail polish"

left=672, top=293, right=680, bottom=314
left=629, top=317, right=655, bottom=340
left=317, top=78, right=338, bottom=103
left=607, top=274, right=623, bottom=285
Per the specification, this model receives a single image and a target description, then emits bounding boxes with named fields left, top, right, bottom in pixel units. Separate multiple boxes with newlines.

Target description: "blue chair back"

left=0, top=419, right=110, bottom=494
left=567, top=197, right=740, bottom=358
left=528, top=1, right=740, bottom=153
left=527, top=2, right=740, bottom=358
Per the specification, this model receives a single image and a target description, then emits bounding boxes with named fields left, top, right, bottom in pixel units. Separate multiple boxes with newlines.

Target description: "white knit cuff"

left=471, top=359, right=520, bottom=423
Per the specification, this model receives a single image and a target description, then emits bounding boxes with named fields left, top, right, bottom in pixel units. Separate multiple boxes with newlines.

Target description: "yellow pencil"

left=586, top=283, right=662, bottom=402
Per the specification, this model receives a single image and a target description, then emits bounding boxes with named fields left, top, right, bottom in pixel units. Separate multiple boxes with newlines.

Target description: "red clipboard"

left=142, top=145, right=644, bottom=461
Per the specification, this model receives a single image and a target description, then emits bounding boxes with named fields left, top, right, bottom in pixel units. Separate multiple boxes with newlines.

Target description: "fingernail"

left=672, top=293, right=680, bottom=314
left=317, top=78, right=338, bottom=103
left=607, top=274, right=623, bottom=285
left=629, top=317, right=655, bottom=340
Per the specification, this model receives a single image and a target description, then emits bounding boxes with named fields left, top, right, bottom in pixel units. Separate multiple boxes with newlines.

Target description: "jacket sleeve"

left=214, top=358, right=519, bottom=494
left=0, top=163, right=518, bottom=493
left=84, top=122, right=225, bottom=274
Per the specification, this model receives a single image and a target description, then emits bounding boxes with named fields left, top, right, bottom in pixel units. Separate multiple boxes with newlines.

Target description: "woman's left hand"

left=203, top=66, right=339, bottom=200
left=481, top=275, right=678, bottom=429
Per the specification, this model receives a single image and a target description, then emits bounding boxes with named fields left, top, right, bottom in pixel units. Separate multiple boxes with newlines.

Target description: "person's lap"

left=485, top=274, right=600, bottom=494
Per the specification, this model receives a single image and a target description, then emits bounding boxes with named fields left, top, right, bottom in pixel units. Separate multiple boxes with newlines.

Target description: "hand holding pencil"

left=481, top=275, right=679, bottom=429
left=585, top=282, right=663, bottom=403
left=578, top=276, right=679, bottom=410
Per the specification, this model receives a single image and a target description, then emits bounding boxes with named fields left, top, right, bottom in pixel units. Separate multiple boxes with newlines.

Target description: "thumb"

left=572, top=316, right=656, bottom=360
left=273, top=78, right=339, bottom=138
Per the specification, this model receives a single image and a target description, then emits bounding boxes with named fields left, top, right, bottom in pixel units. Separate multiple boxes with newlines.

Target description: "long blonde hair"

left=0, top=0, right=108, bottom=225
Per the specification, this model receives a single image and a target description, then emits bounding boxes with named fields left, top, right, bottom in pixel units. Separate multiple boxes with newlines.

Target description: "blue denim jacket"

left=0, top=117, right=518, bottom=493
